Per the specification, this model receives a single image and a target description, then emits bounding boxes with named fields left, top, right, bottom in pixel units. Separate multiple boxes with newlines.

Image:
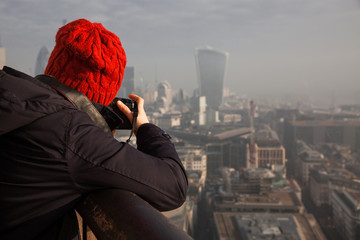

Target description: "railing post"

left=76, top=189, right=193, bottom=240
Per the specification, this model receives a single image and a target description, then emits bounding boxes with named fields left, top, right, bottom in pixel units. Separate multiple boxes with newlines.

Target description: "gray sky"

left=1, top=0, right=360, bottom=106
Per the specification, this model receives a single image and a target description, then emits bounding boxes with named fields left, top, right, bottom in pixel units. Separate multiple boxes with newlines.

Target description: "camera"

left=106, top=97, right=138, bottom=130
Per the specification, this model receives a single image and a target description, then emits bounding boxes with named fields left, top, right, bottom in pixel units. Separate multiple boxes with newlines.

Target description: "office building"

left=227, top=168, right=276, bottom=195
left=117, top=66, right=135, bottom=98
left=34, top=46, right=49, bottom=75
left=309, top=168, right=360, bottom=207
left=206, top=109, right=220, bottom=125
left=0, top=47, right=6, bottom=68
left=123, top=66, right=135, bottom=96
left=157, top=81, right=172, bottom=111
left=190, top=96, right=206, bottom=126
left=194, top=46, right=229, bottom=110
left=206, top=140, right=244, bottom=175
left=332, top=190, right=360, bottom=240
left=206, top=142, right=230, bottom=175
left=309, top=169, right=332, bottom=207
left=202, top=128, right=252, bottom=174
left=176, top=144, right=207, bottom=194
left=284, top=120, right=360, bottom=176
left=142, top=89, right=157, bottom=104
left=178, top=148, right=207, bottom=172
left=154, top=112, right=181, bottom=130
left=203, top=166, right=327, bottom=240
left=213, top=212, right=326, bottom=240
left=295, top=140, right=325, bottom=185
left=245, top=140, right=286, bottom=170
left=242, top=127, right=286, bottom=176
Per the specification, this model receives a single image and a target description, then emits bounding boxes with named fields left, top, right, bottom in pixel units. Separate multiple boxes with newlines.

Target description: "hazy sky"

left=1, top=0, right=359, bottom=106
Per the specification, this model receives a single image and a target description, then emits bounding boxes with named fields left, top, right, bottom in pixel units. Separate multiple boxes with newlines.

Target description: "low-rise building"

left=151, top=112, right=181, bottom=130
left=309, top=169, right=332, bottom=207
left=309, top=168, right=359, bottom=207
left=213, top=212, right=326, bottom=240
left=332, top=190, right=360, bottom=240
left=296, top=140, right=325, bottom=185
left=213, top=190, right=304, bottom=214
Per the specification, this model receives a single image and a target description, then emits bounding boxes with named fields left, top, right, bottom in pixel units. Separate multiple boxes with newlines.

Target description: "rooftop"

left=213, top=212, right=325, bottom=240
left=290, top=120, right=360, bottom=127
left=215, top=191, right=302, bottom=209
left=333, top=190, right=360, bottom=213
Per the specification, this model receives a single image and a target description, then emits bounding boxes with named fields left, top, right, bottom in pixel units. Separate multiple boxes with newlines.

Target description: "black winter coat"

left=0, top=67, right=188, bottom=239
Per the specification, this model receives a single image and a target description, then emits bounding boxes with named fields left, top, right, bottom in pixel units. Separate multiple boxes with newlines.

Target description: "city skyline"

left=1, top=0, right=359, bottom=106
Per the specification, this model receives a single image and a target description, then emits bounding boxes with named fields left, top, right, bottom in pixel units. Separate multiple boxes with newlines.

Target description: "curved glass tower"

left=194, top=46, right=229, bottom=110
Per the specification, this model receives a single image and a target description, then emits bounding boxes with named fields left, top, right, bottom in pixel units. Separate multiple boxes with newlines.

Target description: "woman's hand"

left=116, top=94, right=149, bottom=135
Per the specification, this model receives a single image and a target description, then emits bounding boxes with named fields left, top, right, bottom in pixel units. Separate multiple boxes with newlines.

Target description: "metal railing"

left=76, top=190, right=193, bottom=240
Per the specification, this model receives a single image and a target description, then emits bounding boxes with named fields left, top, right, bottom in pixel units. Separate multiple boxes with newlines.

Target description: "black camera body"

left=106, top=97, right=138, bottom=130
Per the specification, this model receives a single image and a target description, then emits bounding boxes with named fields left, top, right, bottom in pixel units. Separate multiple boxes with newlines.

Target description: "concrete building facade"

left=332, top=190, right=360, bottom=240
left=213, top=212, right=326, bottom=240
left=284, top=120, right=360, bottom=177
left=296, top=140, right=325, bottom=185
left=190, top=96, right=206, bottom=126
left=156, top=81, right=172, bottom=112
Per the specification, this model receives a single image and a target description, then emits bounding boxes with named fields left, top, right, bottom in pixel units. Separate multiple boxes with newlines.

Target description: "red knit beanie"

left=45, top=19, right=126, bottom=105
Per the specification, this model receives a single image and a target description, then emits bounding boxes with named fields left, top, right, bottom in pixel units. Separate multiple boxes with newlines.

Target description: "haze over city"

left=1, top=0, right=359, bottom=105
left=2, top=2, right=360, bottom=239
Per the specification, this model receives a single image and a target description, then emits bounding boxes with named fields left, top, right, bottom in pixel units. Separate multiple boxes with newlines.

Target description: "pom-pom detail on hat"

left=45, top=19, right=126, bottom=105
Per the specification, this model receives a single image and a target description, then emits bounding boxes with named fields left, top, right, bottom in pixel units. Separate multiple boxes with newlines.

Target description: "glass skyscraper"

left=194, top=46, right=229, bottom=110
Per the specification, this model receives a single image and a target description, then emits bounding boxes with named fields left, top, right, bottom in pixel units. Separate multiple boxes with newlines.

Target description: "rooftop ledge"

left=76, top=189, right=193, bottom=240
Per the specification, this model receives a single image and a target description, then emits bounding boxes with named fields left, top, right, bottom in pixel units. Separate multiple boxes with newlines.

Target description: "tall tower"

left=194, top=46, right=229, bottom=110
left=117, top=66, right=135, bottom=97
left=35, top=46, right=49, bottom=75
left=123, top=66, right=135, bottom=96
left=157, top=81, right=172, bottom=111
left=0, top=47, right=5, bottom=69
left=0, top=36, right=6, bottom=68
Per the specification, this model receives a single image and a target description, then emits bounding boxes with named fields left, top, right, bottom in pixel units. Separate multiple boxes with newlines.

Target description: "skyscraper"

left=0, top=35, right=5, bottom=68
left=35, top=46, right=49, bottom=75
left=117, top=66, right=135, bottom=98
left=194, top=46, right=229, bottom=110
left=123, top=66, right=135, bottom=96
left=0, top=40, right=6, bottom=68
left=157, top=81, right=172, bottom=111
left=0, top=49, right=5, bottom=68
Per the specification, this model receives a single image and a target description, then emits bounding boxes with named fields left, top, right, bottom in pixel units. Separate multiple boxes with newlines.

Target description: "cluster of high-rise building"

left=139, top=45, right=359, bottom=239
left=3, top=43, right=360, bottom=239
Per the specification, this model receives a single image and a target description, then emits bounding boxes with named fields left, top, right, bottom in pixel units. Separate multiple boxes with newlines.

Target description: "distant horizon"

left=2, top=46, right=359, bottom=109
left=1, top=0, right=359, bottom=107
